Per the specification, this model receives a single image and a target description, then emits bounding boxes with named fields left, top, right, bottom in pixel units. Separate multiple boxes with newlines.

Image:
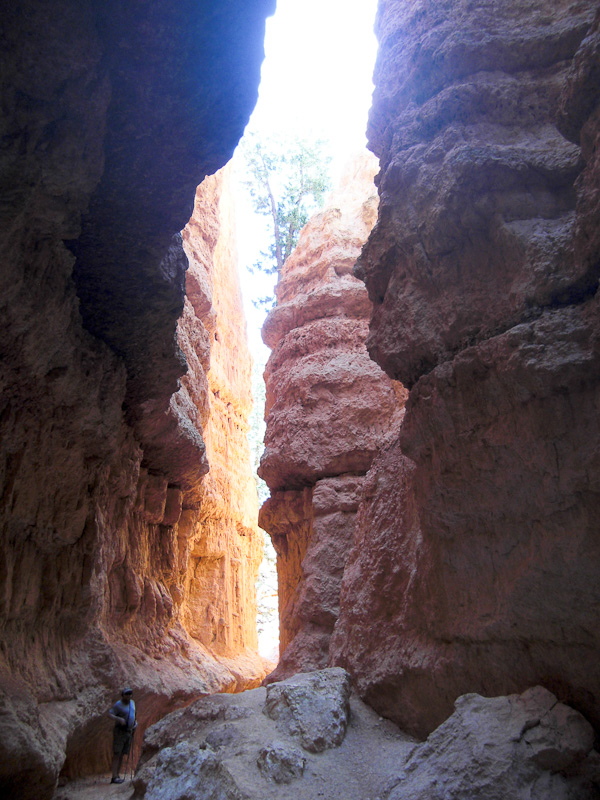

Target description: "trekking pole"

left=130, top=728, right=137, bottom=782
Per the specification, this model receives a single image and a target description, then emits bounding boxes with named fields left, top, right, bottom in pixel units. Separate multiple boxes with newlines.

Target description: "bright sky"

left=234, top=0, right=380, bottom=356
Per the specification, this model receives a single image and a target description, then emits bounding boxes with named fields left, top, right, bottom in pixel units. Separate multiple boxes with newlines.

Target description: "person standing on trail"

left=108, top=687, right=137, bottom=784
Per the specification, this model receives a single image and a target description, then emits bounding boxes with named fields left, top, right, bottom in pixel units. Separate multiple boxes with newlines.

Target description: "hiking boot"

left=111, top=777, right=125, bottom=784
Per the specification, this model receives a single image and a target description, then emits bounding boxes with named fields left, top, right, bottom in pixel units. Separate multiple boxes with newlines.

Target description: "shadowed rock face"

left=258, top=156, right=406, bottom=681
left=357, top=0, right=597, bottom=386
left=0, top=2, right=272, bottom=797
left=329, top=0, right=600, bottom=740
left=254, top=0, right=600, bottom=748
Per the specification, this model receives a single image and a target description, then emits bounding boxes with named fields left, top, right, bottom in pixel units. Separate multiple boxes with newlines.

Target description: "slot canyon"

left=2, top=1, right=600, bottom=799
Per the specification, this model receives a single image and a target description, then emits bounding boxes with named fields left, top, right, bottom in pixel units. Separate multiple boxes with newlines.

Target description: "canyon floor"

left=52, top=669, right=599, bottom=800
left=54, top=694, right=413, bottom=800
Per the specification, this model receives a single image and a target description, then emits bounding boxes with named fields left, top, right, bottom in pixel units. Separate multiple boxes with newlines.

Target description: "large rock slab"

left=383, top=687, right=598, bottom=800
left=143, top=742, right=245, bottom=800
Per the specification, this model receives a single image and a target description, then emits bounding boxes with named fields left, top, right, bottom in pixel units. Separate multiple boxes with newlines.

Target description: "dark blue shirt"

left=110, top=699, right=136, bottom=730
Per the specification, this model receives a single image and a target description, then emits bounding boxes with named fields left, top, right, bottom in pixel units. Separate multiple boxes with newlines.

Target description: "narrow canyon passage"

left=1, top=2, right=600, bottom=799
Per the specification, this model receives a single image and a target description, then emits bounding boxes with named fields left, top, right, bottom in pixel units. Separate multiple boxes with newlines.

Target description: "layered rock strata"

left=258, top=155, right=406, bottom=680
left=180, top=169, right=262, bottom=666
left=328, top=0, right=600, bottom=740
left=0, top=3, right=272, bottom=797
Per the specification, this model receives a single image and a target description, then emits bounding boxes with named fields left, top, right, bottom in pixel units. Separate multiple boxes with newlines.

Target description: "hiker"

left=108, top=687, right=137, bottom=784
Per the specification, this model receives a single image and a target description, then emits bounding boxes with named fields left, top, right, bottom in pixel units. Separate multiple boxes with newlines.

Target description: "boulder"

left=139, top=741, right=244, bottom=800
left=130, top=669, right=414, bottom=800
left=383, top=687, right=598, bottom=800
left=263, top=668, right=352, bottom=753
left=256, top=741, right=306, bottom=784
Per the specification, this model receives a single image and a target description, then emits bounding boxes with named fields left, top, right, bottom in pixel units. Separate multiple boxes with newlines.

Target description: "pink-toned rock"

left=259, top=155, right=406, bottom=678
left=357, top=0, right=597, bottom=386
left=0, top=2, right=273, bottom=786
left=260, top=155, right=404, bottom=491
left=329, top=0, right=600, bottom=743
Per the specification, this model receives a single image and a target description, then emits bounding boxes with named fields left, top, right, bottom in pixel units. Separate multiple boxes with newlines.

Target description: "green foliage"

left=241, top=133, right=331, bottom=308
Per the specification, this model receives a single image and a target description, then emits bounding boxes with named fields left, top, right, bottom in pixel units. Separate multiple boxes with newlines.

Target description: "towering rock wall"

left=257, top=0, right=600, bottom=746
left=328, top=0, right=600, bottom=739
left=258, top=155, right=406, bottom=681
left=180, top=169, right=262, bottom=668
left=0, top=3, right=272, bottom=797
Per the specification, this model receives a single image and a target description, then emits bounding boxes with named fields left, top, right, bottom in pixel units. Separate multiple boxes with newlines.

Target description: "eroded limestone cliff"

left=180, top=168, right=262, bottom=672
left=259, top=155, right=407, bottom=681
left=330, top=0, right=600, bottom=740
left=260, top=0, right=600, bottom=748
left=0, top=2, right=272, bottom=797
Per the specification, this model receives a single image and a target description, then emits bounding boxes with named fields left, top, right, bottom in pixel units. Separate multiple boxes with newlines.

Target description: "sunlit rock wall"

left=0, top=2, right=273, bottom=797
left=329, top=0, right=600, bottom=740
left=180, top=168, right=262, bottom=668
left=259, top=155, right=406, bottom=681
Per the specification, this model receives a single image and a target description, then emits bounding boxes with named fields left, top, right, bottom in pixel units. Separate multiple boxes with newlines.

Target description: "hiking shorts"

left=113, top=726, right=133, bottom=756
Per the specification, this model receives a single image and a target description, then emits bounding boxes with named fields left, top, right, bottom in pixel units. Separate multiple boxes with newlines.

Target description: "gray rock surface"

left=143, top=741, right=244, bottom=800
left=263, top=668, right=352, bottom=753
left=382, top=686, right=599, bottom=800
left=58, top=676, right=599, bottom=800
left=256, top=741, right=306, bottom=784
left=127, top=669, right=414, bottom=800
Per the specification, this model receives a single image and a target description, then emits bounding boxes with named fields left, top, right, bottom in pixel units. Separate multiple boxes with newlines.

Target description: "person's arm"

left=108, top=706, right=126, bottom=726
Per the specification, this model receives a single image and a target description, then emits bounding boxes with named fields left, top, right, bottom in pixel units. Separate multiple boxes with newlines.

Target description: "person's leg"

left=111, top=753, right=121, bottom=779
left=111, top=731, right=126, bottom=782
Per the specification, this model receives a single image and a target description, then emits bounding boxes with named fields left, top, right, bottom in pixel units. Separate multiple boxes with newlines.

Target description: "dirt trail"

left=53, top=693, right=415, bottom=800
left=54, top=774, right=135, bottom=800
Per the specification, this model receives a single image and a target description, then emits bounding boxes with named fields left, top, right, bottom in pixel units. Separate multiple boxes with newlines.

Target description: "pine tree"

left=240, top=133, right=331, bottom=308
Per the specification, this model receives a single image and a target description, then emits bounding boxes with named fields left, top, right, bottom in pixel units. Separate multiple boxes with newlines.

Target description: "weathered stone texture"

left=263, top=668, right=352, bottom=753
left=258, top=156, right=406, bottom=679
left=180, top=169, right=263, bottom=661
left=101, top=674, right=596, bottom=800
left=329, top=0, right=600, bottom=741
left=0, top=2, right=273, bottom=797
left=383, top=687, right=598, bottom=800
left=126, top=668, right=414, bottom=800
left=358, top=0, right=597, bottom=385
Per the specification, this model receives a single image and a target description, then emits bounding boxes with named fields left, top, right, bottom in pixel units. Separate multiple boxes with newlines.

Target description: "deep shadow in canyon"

left=1, top=1, right=600, bottom=798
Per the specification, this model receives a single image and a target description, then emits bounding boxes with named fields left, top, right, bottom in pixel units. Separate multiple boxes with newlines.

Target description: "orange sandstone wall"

left=0, top=3, right=273, bottom=797
left=258, top=155, right=406, bottom=680
left=181, top=168, right=262, bottom=667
